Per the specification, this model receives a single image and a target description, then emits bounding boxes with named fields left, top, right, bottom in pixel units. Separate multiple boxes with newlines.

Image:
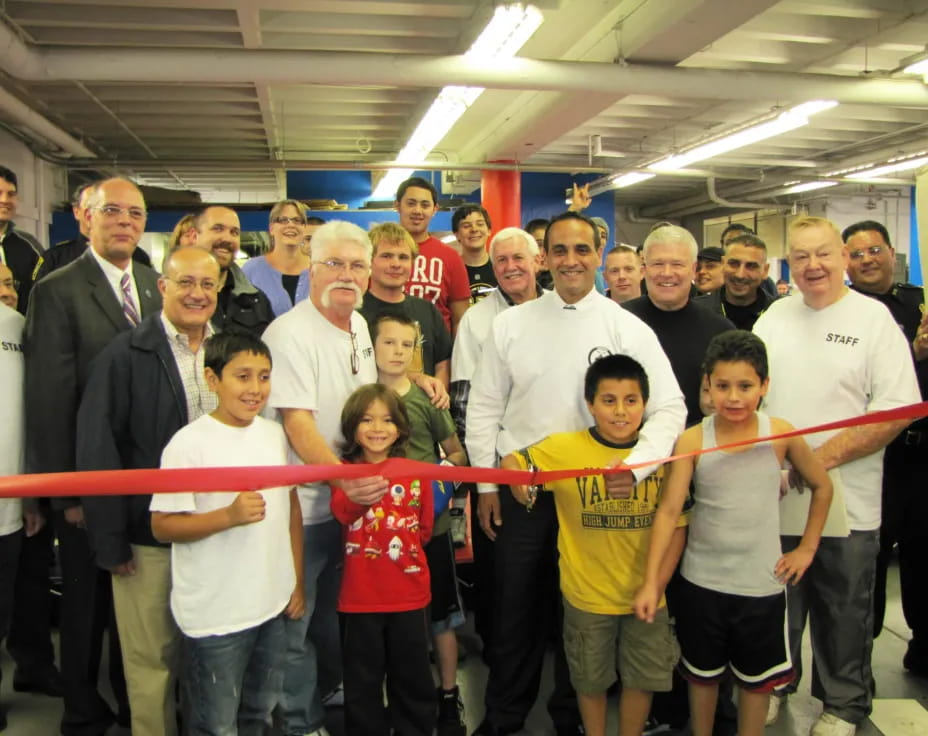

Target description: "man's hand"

left=509, top=483, right=532, bottom=506
left=477, top=492, right=503, bottom=541
left=110, top=559, right=137, bottom=577
left=414, top=373, right=450, bottom=409
left=605, top=466, right=635, bottom=499
left=339, top=476, right=389, bottom=506
left=227, top=492, right=266, bottom=526
left=64, top=505, right=85, bottom=528
left=285, top=584, right=306, bottom=619
left=23, top=509, right=45, bottom=537
left=914, top=311, right=928, bottom=361
left=570, top=182, right=592, bottom=212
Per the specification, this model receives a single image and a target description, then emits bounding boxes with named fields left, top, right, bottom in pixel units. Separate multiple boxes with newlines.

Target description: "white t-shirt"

left=754, top=289, right=921, bottom=530
left=451, top=288, right=511, bottom=383
left=262, top=300, right=377, bottom=524
left=0, top=305, right=24, bottom=535
left=466, top=289, right=686, bottom=493
left=151, top=414, right=296, bottom=638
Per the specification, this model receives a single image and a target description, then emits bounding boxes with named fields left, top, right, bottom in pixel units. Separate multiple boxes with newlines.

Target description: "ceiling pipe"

left=706, top=177, right=771, bottom=209
left=1, top=22, right=927, bottom=108
left=32, top=154, right=613, bottom=175
left=0, top=87, right=95, bottom=157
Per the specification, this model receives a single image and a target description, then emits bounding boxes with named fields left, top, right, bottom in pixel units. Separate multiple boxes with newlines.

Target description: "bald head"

left=193, top=206, right=241, bottom=271
left=159, top=247, right=220, bottom=335
left=84, top=178, right=147, bottom=269
left=0, top=262, right=17, bottom=309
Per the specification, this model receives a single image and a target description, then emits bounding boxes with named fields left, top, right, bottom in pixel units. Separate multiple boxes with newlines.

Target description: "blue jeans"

left=184, top=615, right=286, bottom=736
left=279, top=519, right=343, bottom=734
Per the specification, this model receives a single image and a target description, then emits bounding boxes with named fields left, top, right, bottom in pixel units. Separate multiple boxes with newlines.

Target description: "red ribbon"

left=2, top=401, right=926, bottom=499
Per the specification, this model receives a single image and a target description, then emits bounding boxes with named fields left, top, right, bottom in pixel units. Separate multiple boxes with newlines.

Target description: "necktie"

left=120, top=271, right=140, bottom=326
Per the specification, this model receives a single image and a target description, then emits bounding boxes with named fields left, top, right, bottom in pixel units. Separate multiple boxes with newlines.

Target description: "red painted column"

left=481, top=164, right=521, bottom=236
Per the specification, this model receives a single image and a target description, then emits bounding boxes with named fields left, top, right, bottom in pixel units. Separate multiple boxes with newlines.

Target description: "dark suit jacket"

left=24, top=249, right=161, bottom=509
left=78, top=315, right=186, bottom=567
left=35, top=233, right=154, bottom=283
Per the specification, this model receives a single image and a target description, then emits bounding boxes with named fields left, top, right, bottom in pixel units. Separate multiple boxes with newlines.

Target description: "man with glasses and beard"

left=190, top=206, right=273, bottom=335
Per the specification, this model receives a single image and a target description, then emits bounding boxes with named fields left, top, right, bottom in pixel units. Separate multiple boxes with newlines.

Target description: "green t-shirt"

left=401, top=383, right=456, bottom=534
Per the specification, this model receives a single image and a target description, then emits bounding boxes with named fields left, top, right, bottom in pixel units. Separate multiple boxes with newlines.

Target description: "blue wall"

left=50, top=170, right=615, bottom=248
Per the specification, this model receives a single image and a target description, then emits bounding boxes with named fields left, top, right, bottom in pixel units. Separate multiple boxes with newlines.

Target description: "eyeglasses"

left=273, top=216, right=305, bottom=226
left=164, top=276, right=219, bottom=293
left=350, top=331, right=360, bottom=375
left=848, top=245, right=887, bottom=260
left=95, top=204, right=147, bottom=221
left=0, top=277, right=20, bottom=291
left=313, top=259, right=370, bottom=275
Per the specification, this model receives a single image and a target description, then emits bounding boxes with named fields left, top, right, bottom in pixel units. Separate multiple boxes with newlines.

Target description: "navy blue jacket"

left=77, top=314, right=187, bottom=569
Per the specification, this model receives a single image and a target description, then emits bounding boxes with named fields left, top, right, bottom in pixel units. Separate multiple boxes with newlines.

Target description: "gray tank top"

left=681, top=412, right=784, bottom=597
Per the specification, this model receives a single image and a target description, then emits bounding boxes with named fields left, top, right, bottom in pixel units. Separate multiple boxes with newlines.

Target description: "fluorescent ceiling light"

left=845, top=153, right=928, bottom=179
left=371, top=3, right=543, bottom=200
left=612, top=172, right=655, bottom=188
left=904, top=58, right=928, bottom=81
left=648, top=100, right=838, bottom=172
left=783, top=181, right=838, bottom=194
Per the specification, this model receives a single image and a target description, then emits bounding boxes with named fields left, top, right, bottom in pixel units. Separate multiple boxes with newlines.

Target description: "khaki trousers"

left=111, top=544, right=181, bottom=736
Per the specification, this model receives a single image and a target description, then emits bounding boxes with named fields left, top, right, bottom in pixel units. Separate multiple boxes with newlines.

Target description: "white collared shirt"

left=466, top=288, right=686, bottom=493
left=160, top=312, right=217, bottom=423
left=89, top=246, right=140, bottom=315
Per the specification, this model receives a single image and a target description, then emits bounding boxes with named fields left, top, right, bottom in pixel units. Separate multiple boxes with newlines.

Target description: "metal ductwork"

left=1, top=21, right=927, bottom=108
left=0, top=88, right=95, bottom=157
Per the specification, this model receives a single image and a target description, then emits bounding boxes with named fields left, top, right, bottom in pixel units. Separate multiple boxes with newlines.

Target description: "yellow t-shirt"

left=515, top=428, right=688, bottom=615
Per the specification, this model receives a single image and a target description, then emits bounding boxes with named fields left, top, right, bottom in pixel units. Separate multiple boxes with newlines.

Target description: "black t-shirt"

left=465, top=261, right=497, bottom=304
left=720, top=298, right=764, bottom=331
left=358, top=292, right=452, bottom=376
left=622, top=297, right=735, bottom=426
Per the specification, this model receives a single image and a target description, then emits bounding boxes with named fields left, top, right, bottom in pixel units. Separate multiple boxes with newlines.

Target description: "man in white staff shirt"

left=262, top=220, right=447, bottom=736
left=754, top=216, right=919, bottom=736
left=0, top=278, right=43, bottom=730
left=466, top=211, right=685, bottom=736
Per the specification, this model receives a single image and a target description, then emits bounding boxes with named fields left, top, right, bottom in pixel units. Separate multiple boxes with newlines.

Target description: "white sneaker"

left=766, top=695, right=784, bottom=726
left=304, top=729, right=330, bottom=736
left=810, top=712, right=857, bottom=736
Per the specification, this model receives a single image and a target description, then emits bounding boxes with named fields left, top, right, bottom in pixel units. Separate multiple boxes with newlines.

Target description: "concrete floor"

left=1, top=560, right=925, bottom=735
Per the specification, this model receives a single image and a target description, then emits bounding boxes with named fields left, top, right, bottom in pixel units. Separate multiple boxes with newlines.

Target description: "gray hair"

left=489, top=227, right=539, bottom=260
left=642, top=225, right=698, bottom=262
left=310, top=220, right=373, bottom=262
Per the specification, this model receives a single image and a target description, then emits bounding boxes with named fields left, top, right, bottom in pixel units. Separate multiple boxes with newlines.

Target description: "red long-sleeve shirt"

left=331, top=477, right=433, bottom=613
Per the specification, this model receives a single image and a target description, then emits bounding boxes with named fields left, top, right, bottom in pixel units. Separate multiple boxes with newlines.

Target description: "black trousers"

left=467, top=483, right=496, bottom=652
left=341, top=608, right=435, bottom=736
left=874, top=436, right=928, bottom=645
left=482, top=489, right=578, bottom=732
left=6, top=519, right=54, bottom=674
left=54, top=512, right=129, bottom=736
left=0, top=530, right=23, bottom=662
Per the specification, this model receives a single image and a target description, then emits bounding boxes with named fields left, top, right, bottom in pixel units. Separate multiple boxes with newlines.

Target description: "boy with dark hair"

left=636, top=330, right=833, bottom=736
left=394, top=176, right=469, bottom=334
left=372, top=312, right=468, bottom=735
left=151, top=330, right=305, bottom=735
left=501, top=354, right=685, bottom=736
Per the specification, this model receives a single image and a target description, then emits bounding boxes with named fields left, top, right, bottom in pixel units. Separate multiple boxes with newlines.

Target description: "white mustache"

left=321, top=281, right=363, bottom=309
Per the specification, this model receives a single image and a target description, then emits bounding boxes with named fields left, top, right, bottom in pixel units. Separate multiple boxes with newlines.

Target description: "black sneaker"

left=437, top=686, right=466, bottom=736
